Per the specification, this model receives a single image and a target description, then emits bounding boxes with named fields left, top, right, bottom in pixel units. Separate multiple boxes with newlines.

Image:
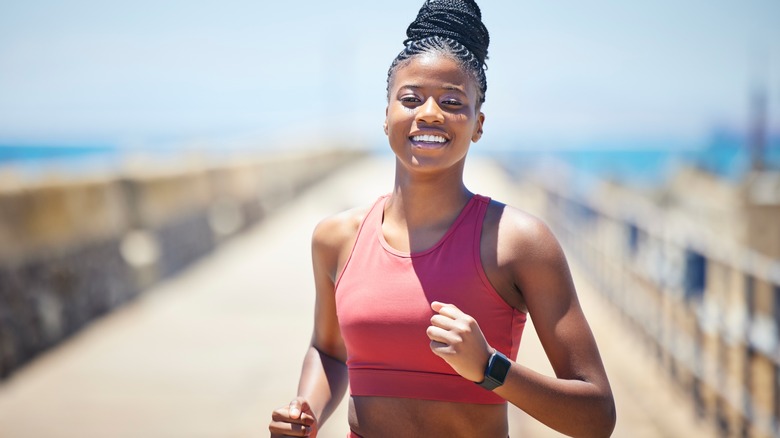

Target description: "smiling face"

left=384, top=53, right=485, bottom=174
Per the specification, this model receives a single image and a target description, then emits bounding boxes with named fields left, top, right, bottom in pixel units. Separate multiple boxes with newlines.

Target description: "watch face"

left=489, top=353, right=511, bottom=381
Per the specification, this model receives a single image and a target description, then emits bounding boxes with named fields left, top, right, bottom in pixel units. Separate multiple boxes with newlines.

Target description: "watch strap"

left=476, top=350, right=510, bottom=391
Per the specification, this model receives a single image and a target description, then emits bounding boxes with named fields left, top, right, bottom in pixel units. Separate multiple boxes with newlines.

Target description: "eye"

left=442, top=99, right=462, bottom=106
left=400, top=95, right=421, bottom=104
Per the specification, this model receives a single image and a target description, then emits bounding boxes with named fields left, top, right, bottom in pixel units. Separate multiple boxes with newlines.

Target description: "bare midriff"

left=348, top=396, right=508, bottom=438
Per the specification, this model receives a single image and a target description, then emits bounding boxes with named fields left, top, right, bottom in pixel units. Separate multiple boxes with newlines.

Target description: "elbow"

left=588, top=395, right=616, bottom=438
left=602, top=398, right=617, bottom=437
left=570, top=393, right=615, bottom=438
left=556, top=391, right=616, bottom=438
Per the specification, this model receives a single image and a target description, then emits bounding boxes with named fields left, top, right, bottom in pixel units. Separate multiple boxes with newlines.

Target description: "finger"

left=289, top=398, right=303, bottom=419
left=271, top=409, right=316, bottom=426
left=429, top=340, right=450, bottom=356
left=289, top=397, right=314, bottom=419
left=431, top=301, right=446, bottom=312
left=426, top=325, right=460, bottom=345
left=431, top=301, right=466, bottom=319
left=430, top=313, right=458, bottom=328
left=269, top=421, right=312, bottom=437
left=297, top=397, right=314, bottom=414
left=431, top=312, right=473, bottom=336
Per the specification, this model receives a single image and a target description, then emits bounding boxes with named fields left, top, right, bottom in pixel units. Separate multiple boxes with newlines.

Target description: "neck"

left=385, top=158, right=473, bottom=230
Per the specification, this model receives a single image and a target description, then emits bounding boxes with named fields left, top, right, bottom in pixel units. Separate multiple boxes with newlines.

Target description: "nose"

left=416, top=97, right=445, bottom=124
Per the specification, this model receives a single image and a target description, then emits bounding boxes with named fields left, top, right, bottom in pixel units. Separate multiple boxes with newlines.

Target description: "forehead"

left=391, top=53, right=478, bottom=95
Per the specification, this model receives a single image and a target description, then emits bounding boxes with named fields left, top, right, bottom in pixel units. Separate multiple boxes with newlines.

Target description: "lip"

left=409, top=131, right=450, bottom=150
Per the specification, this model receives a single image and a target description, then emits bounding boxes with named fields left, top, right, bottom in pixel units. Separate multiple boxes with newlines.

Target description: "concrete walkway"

left=0, top=154, right=716, bottom=437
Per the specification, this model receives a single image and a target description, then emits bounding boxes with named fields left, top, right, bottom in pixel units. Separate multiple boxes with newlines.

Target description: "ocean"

left=0, top=144, right=241, bottom=181
left=497, top=133, right=780, bottom=189
left=2, top=136, right=779, bottom=188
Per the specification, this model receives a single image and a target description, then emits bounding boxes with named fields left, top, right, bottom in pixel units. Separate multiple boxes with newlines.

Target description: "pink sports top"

left=335, top=194, right=526, bottom=404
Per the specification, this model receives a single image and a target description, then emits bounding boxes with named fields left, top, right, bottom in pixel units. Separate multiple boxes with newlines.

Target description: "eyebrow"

left=400, top=84, right=467, bottom=93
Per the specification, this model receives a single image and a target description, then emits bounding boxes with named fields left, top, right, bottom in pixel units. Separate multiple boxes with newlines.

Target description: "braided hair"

left=387, top=0, right=490, bottom=104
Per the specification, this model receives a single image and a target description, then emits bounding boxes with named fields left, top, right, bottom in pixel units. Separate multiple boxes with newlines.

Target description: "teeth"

left=412, top=135, right=447, bottom=143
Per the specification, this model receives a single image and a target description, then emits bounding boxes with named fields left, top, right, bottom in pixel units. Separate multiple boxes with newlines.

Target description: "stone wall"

left=0, top=148, right=365, bottom=378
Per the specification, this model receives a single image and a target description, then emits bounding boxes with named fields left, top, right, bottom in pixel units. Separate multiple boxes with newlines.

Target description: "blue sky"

left=1, top=0, right=778, bottom=151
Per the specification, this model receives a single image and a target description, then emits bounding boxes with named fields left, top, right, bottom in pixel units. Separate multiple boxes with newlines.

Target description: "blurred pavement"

left=0, top=154, right=717, bottom=437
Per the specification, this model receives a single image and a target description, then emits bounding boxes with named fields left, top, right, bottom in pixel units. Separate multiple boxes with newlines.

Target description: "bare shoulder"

left=311, top=204, right=373, bottom=282
left=486, top=200, right=563, bottom=264
left=312, top=205, right=371, bottom=250
left=486, top=199, right=578, bottom=323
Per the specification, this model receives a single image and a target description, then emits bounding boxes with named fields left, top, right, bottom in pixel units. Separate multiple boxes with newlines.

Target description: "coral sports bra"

left=335, top=194, right=526, bottom=404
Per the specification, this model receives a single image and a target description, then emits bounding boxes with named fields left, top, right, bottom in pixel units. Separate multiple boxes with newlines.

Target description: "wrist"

left=475, top=349, right=511, bottom=391
left=466, top=347, right=495, bottom=383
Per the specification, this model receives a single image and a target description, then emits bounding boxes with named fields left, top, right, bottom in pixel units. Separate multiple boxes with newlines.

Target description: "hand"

left=269, top=397, right=318, bottom=437
left=426, top=301, right=493, bottom=383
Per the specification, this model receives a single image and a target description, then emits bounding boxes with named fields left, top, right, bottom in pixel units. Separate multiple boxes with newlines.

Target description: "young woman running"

left=269, top=1, right=615, bottom=436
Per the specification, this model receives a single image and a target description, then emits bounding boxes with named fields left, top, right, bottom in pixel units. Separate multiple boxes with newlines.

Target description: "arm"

left=498, top=218, right=615, bottom=437
left=269, top=213, right=357, bottom=437
left=427, top=211, right=615, bottom=437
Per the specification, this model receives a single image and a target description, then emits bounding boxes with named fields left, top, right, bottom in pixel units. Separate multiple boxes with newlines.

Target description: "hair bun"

left=404, top=0, right=489, bottom=65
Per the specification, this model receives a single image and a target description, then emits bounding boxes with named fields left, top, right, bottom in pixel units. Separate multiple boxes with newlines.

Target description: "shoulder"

left=485, top=199, right=564, bottom=266
left=311, top=202, right=375, bottom=281
left=312, top=204, right=371, bottom=251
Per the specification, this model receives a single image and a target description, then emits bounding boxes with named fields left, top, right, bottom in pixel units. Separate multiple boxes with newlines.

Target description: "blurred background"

left=0, top=0, right=779, bottom=437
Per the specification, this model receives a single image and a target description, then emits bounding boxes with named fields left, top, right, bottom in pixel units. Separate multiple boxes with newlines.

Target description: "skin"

left=269, top=53, right=616, bottom=438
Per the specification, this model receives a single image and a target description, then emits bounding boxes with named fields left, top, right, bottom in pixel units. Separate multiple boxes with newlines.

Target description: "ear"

left=383, top=106, right=389, bottom=135
left=471, top=111, right=485, bottom=142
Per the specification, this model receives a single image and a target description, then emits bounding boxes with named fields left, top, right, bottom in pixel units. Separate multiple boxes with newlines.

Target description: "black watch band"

left=476, top=350, right=511, bottom=391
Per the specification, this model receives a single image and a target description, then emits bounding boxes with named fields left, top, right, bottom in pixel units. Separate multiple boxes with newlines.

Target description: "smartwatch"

left=476, top=350, right=511, bottom=390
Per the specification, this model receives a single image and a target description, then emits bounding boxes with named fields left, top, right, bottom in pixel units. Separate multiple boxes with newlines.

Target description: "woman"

left=269, top=1, right=615, bottom=436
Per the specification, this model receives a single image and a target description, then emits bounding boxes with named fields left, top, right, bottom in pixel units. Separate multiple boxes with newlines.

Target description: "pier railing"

left=509, top=160, right=780, bottom=438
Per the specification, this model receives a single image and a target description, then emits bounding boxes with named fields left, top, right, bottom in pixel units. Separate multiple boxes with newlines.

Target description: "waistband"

left=349, top=429, right=508, bottom=437
left=349, top=368, right=505, bottom=404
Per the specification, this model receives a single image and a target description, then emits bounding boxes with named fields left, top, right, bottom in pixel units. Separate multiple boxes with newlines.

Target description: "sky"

left=1, top=0, right=779, bottom=152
